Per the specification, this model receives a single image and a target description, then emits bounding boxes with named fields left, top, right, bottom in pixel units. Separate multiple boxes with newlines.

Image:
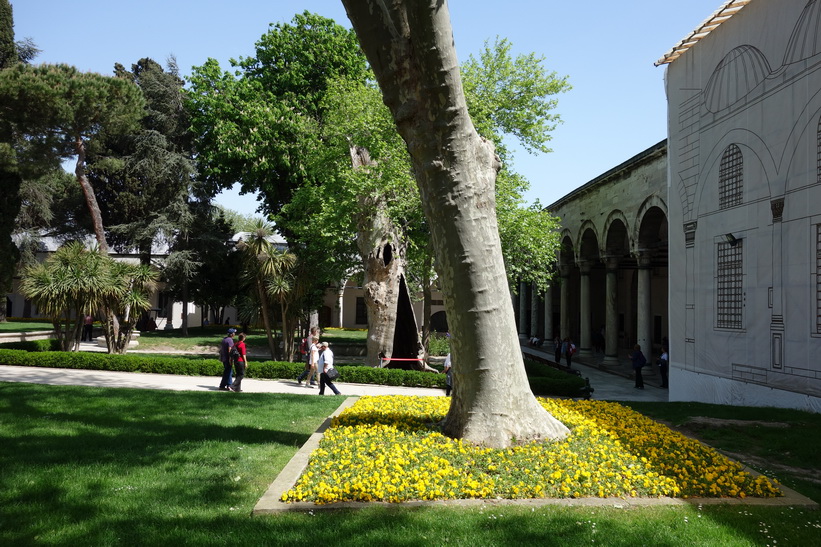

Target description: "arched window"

left=719, top=144, right=743, bottom=209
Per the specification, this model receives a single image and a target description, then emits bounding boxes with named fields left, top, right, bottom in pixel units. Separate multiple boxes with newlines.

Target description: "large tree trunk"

left=350, top=143, right=424, bottom=367
left=357, top=199, right=403, bottom=367
left=342, top=0, right=569, bottom=447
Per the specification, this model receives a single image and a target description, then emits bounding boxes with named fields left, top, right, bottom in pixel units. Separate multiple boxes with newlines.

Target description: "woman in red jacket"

left=230, top=334, right=248, bottom=392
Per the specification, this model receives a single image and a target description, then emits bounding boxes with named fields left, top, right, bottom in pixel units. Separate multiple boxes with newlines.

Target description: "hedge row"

left=0, top=348, right=447, bottom=389
left=0, top=348, right=590, bottom=396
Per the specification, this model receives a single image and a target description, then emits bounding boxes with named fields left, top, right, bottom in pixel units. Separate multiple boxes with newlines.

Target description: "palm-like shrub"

left=19, top=241, right=157, bottom=353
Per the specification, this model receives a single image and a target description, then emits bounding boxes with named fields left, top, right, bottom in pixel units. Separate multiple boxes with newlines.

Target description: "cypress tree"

left=0, top=0, right=22, bottom=319
left=0, top=0, right=16, bottom=69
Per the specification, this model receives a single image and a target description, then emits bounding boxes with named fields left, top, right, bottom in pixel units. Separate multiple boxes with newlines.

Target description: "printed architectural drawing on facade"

left=663, top=0, right=821, bottom=411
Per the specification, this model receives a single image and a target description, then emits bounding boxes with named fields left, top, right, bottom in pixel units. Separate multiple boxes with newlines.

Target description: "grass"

left=0, top=320, right=54, bottom=333
left=136, top=326, right=369, bottom=355
left=1, top=382, right=819, bottom=546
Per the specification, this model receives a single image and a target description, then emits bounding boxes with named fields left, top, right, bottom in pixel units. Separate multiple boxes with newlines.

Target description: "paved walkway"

left=0, top=341, right=667, bottom=402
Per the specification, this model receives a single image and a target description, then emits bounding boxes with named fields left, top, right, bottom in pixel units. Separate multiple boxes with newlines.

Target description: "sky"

left=11, top=0, right=724, bottom=214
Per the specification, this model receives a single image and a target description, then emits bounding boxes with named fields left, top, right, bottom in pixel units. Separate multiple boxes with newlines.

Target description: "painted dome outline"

left=704, top=45, right=771, bottom=113
left=784, top=0, right=821, bottom=64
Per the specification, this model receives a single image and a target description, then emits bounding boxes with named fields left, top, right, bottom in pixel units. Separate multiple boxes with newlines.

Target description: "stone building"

left=516, top=140, right=669, bottom=366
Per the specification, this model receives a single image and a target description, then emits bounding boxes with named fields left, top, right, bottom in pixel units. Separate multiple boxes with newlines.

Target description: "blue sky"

left=12, top=0, right=724, bottom=214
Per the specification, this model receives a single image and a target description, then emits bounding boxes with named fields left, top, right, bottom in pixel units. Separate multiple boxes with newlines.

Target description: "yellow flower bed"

left=281, top=396, right=781, bottom=504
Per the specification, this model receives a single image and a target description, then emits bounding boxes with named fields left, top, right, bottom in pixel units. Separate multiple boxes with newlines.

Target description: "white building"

left=660, top=0, right=821, bottom=411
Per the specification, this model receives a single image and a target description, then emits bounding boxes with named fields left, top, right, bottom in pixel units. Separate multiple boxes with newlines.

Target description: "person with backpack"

left=218, top=328, right=236, bottom=391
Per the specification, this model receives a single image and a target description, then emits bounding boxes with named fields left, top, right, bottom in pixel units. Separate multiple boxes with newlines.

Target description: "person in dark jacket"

left=629, top=344, right=647, bottom=389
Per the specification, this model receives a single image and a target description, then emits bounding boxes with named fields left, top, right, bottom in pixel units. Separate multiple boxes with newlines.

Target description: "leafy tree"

left=0, top=0, right=14, bottom=69
left=462, top=37, right=569, bottom=157
left=461, top=38, right=568, bottom=294
left=188, top=11, right=368, bottom=213
left=187, top=11, right=370, bottom=339
left=0, top=0, right=21, bottom=320
left=237, top=220, right=294, bottom=359
left=86, top=57, right=195, bottom=264
left=0, top=63, right=144, bottom=252
left=342, top=0, right=570, bottom=447
left=0, top=63, right=145, bottom=348
left=163, top=201, right=241, bottom=335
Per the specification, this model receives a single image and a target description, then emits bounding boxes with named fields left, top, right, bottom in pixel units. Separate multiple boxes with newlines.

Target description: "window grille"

left=719, top=144, right=743, bottom=209
left=717, top=240, right=743, bottom=329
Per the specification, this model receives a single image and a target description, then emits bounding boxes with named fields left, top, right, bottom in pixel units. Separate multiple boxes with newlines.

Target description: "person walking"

left=553, top=334, right=562, bottom=364
left=629, top=343, right=647, bottom=389
left=229, top=333, right=247, bottom=392
left=218, top=328, right=236, bottom=391
left=658, top=346, right=669, bottom=389
left=82, top=314, right=94, bottom=342
left=297, top=335, right=321, bottom=387
left=318, top=341, right=341, bottom=396
left=563, top=337, right=576, bottom=369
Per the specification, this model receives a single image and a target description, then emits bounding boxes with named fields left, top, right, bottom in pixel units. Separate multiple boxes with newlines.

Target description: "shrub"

left=0, top=339, right=60, bottom=352
left=427, top=333, right=450, bottom=356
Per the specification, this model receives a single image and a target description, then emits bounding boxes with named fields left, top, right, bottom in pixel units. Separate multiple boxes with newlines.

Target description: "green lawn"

left=0, top=320, right=54, bottom=333
left=136, top=326, right=368, bottom=355
left=1, top=383, right=818, bottom=546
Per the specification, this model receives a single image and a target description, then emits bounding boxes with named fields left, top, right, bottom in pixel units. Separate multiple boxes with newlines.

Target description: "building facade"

left=516, top=140, right=669, bottom=365
left=662, top=0, right=821, bottom=411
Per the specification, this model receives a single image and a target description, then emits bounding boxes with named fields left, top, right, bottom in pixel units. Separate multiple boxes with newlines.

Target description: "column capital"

left=633, top=251, right=653, bottom=269
left=771, top=198, right=784, bottom=222
left=603, top=255, right=621, bottom=271
left=577, top=260, right=592, bottom=275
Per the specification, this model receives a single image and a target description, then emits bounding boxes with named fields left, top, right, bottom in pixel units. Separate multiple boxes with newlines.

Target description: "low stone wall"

left=0, top=330, right=54, bottom=343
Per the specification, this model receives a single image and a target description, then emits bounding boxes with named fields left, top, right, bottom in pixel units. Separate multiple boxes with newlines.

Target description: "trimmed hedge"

left=0, top=339, right=61, bottom=352
left=0, top=350, right=590, bottom=396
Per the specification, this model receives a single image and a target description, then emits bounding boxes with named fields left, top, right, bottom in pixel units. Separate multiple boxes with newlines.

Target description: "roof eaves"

left=655, top=0, right=753, bottom=66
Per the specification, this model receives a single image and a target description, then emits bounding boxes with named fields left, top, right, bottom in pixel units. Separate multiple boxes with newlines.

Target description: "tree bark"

left=342, top=0, right=569, bottom=447
left=356, top=197, right=403, bottom=367
left=350, top=143, right=425, bottom=368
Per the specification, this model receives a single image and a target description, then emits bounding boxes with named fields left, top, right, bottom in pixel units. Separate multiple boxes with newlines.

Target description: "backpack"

left=570, top=344, right=576, bottom=356
left=230, top=345, right=240, bottom=361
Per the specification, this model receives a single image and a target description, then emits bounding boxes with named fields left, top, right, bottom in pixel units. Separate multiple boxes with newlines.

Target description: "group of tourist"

left=296, top=327, right=341, bottom=396
left=217, top=326, right=342, bottom=395
left=218, top=328, right=247, bottom=392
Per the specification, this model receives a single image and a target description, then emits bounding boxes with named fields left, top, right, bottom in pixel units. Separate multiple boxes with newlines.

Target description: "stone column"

left=543, top=283, right=553, bottom=341
left=636, top=253, right=653, bottom=362
left=335, top=281, right=345, bottom=328
left=559, top=266, right=570, bottom=339
left=530, top=282, right=540, bottom=338
left=518, top=280, right=528, bottom=338
left=603, top=257, right=620, bottom=366
left=578, top=261, right=592, bottom=357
